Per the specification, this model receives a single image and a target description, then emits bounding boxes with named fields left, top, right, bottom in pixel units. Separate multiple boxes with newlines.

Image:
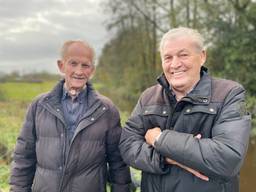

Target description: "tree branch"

left=127, top=1, right=166, bottom=33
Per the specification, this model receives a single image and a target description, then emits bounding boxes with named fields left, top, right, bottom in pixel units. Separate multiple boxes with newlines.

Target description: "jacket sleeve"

left=106, top=105, right=131, bottom=192
left=119, top=98, right=168, bottom=174
left=155, top=86, right=251, bottom=181
left=9, top=100, right=38, bottom=192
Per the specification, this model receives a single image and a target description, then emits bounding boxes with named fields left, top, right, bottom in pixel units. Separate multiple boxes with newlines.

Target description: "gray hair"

left=60, top=40, right=95, bottom=65
left=159, top=27, right=205, bottom=54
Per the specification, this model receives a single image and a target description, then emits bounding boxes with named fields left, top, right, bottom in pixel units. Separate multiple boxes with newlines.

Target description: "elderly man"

left=10, top=40, right=131, bottom=192
left=119, top=27, right=251, bottom=192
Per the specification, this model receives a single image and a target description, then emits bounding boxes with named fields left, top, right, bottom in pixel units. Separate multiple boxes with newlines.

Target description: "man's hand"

left=145, top=127, right=161, bottom=146
left=165, top=134, right=208, bottom=181
left=165, top=157, right=209, bottom=181
left=145, top=130, right=208, bottom=181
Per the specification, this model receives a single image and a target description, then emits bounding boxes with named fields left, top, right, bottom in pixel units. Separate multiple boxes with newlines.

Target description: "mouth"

left=72, top=76, right=86, bottom=80
left=171, top=71, right=185, bottom=75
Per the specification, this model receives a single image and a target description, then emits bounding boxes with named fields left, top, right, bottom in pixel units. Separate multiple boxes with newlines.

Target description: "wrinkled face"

left=57, top=43, right=95, bottom=91
left=161, top=36, right=206, bottom=94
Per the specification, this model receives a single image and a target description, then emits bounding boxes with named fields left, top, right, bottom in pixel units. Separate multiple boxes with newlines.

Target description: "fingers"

left=181, top=165, right=209, bottom=181
left=195, top=134, right=202, bottom=139
left=144, top=127, right=161, bottom=146
left=165, top=158, right=209, bottom=181
left=165, top=134, right=209, bottom=181
left=165, top=157, right=178, bottom=165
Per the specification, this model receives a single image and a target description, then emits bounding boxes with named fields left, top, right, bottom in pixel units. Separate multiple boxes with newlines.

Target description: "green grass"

left=0, top=102, right=26, bottom=149
left=0, top=81, right=56, bottom=102
left=0, top=164, right=9, bottom=190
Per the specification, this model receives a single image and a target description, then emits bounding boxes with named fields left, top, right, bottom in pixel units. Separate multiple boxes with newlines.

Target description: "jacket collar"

left=157, top=66, right=211, bottom=104
left=37, top=80, right=103, bottom=127
left=42, top=79, right=100, bottom=109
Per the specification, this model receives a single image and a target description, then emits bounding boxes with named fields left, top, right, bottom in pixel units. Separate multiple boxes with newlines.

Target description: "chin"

left=171, top=82, right=187, bottom=90
left=172, top=85, right=185, bottom=90
left=171, top=80, right=186, bottom=87
left=72, top=81, right=86, bottom=86
left=71, top=84, right=86, bottom=90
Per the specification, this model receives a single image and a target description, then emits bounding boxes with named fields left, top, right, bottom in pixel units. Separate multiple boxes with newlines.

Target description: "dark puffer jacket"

left=10, top=80, right=131, bottom=192
left=119, top=69, right=251, bottom=192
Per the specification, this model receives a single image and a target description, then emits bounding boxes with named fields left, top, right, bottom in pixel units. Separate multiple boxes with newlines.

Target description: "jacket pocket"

left=183, top=105, right=217, bottom=115
left=182, top=105, right=217, bottom=136
left=142, top=105, right=170, bottom=116
left=31, top=168, right=41, bottom=192
left=142, top=105, right=170, bottom=131
left=179, top=170, right=224, bottom=192
left=31, top=166, right=60, bottom=192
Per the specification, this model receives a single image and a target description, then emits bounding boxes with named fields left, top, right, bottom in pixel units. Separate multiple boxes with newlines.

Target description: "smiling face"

left=161, top=36, right=206, bottom=97
left=57, top=42, right=95, bottom=91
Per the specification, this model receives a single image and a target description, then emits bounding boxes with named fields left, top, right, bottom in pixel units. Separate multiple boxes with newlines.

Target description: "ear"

left=200, top=50, right=207, bottom=66
left=57, top=60, right=65, bottom=73
left=89, top=66, right=96, bottom=79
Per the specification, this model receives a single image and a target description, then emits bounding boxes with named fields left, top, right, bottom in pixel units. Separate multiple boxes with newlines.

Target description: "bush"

left=247, top=95, right=256, bottom=137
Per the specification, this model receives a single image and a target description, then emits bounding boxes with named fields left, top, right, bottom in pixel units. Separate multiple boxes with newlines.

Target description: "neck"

left=172, top=79, right=200, bottom=101
left=172, top=88, right=186, bottom=101
left=64, top=83, right=86, bottom=98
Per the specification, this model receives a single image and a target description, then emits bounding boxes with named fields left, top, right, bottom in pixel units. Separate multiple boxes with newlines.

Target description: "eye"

left=69, top=60, right=78, bottom=66
left=164, top=56, right=172, bottom=62
left=179, top=53, right=189, bottom=58
left=81, top=63, right=92, bottom=69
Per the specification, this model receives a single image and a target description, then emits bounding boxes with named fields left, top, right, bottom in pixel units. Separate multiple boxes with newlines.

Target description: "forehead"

left=64, top=42, right=93, bottom=61
left=162, top=36, right=197, bottom=55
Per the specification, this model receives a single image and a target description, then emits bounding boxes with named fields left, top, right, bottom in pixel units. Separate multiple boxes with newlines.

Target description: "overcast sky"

left=0, top=0, right=110, bottom=74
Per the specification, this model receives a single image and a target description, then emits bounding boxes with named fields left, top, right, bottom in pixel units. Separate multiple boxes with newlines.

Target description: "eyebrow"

left=177, top=49, right=189, bottom=53
left=164, top=48, right=189, bottom=56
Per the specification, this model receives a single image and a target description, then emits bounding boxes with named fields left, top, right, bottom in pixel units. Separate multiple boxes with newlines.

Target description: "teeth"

left=171, top=71, right=183, bottom=74
left=73, top=77, right=84, bottom=80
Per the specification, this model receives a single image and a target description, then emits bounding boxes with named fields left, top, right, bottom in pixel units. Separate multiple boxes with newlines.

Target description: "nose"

left=170, top=56, right=181, bottom=68
left=74, top=64, right=84, bottom=75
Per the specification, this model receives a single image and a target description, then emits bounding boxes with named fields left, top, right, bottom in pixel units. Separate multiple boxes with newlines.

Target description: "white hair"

left=159, top=27, right=205, bottom=54
left=60, top=40, right=95, bottom=65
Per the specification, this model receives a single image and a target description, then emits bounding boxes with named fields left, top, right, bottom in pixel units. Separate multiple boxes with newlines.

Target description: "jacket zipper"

left=41, top=103, right=69, bottom=192
left=58, top=125, right=68, bottom=192
left=58, top=101, right=105, bottom=192
left=43, top=99, right=105, bottom=191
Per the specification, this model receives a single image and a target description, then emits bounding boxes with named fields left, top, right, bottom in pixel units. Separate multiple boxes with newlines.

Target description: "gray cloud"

left=0, top=0, right=108, bottom=74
